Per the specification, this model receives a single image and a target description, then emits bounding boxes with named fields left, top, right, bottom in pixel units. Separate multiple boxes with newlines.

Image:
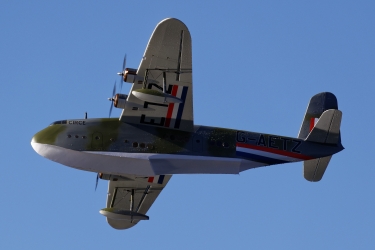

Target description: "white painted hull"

left=31, top=141, right=266, bottom=176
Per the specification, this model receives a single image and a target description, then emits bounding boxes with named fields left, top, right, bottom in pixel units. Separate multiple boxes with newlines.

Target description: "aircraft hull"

left=31, top=140, right=266, bottom=176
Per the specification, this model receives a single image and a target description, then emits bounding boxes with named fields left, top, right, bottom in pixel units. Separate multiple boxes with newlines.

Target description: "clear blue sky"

left=1, top=1, right=375, bottom=249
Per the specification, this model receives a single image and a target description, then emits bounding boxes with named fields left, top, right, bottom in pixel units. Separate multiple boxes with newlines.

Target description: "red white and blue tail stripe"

left=236, top=143, right=312, bottom=165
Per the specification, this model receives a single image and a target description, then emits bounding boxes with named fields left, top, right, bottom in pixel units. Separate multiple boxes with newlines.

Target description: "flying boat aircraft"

left=31, top=18, right=344, bottom=230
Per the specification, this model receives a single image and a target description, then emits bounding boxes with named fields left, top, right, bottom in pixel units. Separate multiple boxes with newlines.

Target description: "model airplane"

left=31, top=18, right=344, bottom=230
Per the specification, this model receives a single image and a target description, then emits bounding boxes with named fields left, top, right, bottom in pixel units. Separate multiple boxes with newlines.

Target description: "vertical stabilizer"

left=298, top=92, right=338, bottom=140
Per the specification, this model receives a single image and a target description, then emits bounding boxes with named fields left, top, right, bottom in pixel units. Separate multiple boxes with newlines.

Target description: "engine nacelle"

left=123, top=68, right=159, bottom=84
left=114, top=94, right=128, bottom=109
left=123, top=68, right=140, bottom=83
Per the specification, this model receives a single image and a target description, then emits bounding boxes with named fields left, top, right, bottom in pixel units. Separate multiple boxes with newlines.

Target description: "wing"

left=120, top=18, right=194, bottom=132
left=102, top=174, right=172, bottom=230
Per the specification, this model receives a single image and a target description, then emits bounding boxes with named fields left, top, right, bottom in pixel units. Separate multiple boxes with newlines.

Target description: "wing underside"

left=104, top=175, right=172, bottom=230
left=120, top=18, right=193, bottom=132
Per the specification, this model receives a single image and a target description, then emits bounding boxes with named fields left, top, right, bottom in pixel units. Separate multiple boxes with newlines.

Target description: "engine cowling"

left=122, top=68, right=159, bottom=84
left=114, top=94, right=128, bottom=109
left=123, top=68, right=139, bottom=83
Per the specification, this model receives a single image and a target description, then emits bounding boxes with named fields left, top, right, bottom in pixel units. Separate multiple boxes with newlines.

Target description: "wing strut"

left=135, top=185, right=151, bottom=212
left=176, top=30, right=184, bottom=81
left=100, top=186, right=150, bottom=221
left=163, top=71, right=167, bottom=93
left=130, top=189, right=134, bottom=214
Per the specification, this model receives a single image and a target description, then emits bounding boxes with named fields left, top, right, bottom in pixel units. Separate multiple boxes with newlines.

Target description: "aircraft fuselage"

left=31, top=118, right=342, bottom=176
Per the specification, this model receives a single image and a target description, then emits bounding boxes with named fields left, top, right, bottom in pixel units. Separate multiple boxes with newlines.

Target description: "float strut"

left=163, top=71, right=167, bottom=93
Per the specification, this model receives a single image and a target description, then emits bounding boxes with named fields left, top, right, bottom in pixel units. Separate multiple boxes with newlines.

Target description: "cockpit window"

left=50, top=120, right=67, bottom=125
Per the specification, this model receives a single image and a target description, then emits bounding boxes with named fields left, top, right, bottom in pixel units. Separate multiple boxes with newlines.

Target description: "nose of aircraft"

left=31, top=125, right=66, bottom=155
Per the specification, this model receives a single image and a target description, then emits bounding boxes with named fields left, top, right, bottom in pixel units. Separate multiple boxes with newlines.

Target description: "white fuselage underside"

left=31, top=141, right=266, bottom=176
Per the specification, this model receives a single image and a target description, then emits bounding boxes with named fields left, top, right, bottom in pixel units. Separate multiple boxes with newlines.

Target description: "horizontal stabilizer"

left=306, top=109, right=342, bottom=145
left=304, top=156, right=332, bottom=182
left=298, top=92, right=338, bottom=140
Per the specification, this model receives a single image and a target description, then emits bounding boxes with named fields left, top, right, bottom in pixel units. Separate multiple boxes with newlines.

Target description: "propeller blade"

left=109, top=101, right=113, bottom=118
left=122, top=54, right=127, bottom=73
left=95, top=173, right=99, bottom=191
left=109, top=81, right=116, bottom=118
left=120, top=54, right=126, bottom=92
left=112, top=80, right=116, bottom=97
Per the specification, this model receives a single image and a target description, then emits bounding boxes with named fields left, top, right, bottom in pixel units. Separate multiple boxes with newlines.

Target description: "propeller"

left=95, top=173, right=99, bottom=191
left=108, top=81, right=116, bottom=118
left=116, top=54, right=127, bottom=92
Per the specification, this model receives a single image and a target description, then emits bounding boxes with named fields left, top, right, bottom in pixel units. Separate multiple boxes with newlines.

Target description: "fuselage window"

left=133, top=142, right=138, bottom=148
left=140, top=143, right=145, bottom=148
left=223, top=142, right=229, bottom=148
left=67, top=134, right=71, bottom=138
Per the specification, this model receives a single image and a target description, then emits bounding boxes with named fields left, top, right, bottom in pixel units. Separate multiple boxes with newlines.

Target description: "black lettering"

left=237, top=131, right=246, bottom=142
left=147, top=83, right=173, bottom=94
left=280, top=137, right=291, bottom=151
left=246, top=133, right=257, bottom=142
left=257, top=134, right=267, bottom=147
left=292, top=140, right=302, bottom=153
left=246, top=137, right=256, bottom=142
left=68, top=120, right=86, bottom=125
left=268, top=136, right=279, bottom=149
left=140, top=114, right=165, bottom=126
left=143, top=101, right=168, bottom=108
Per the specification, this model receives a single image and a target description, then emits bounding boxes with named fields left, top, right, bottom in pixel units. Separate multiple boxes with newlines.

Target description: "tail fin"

left=298, top=92, right=343, bottom=182
left=298, top=92, right=338, bottom=140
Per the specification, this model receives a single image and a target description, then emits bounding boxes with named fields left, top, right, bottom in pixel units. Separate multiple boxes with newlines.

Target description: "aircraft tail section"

left=298, top=92, right=338, bottom=140
left=303, top=156, right=332, bottom=182
left=305, top=109, right=342, bottom=145
left=298, top=92, right=343, bottom=182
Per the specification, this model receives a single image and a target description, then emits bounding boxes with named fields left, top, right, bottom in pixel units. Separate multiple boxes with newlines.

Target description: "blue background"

left=1, top=1, right=374, bottom=249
